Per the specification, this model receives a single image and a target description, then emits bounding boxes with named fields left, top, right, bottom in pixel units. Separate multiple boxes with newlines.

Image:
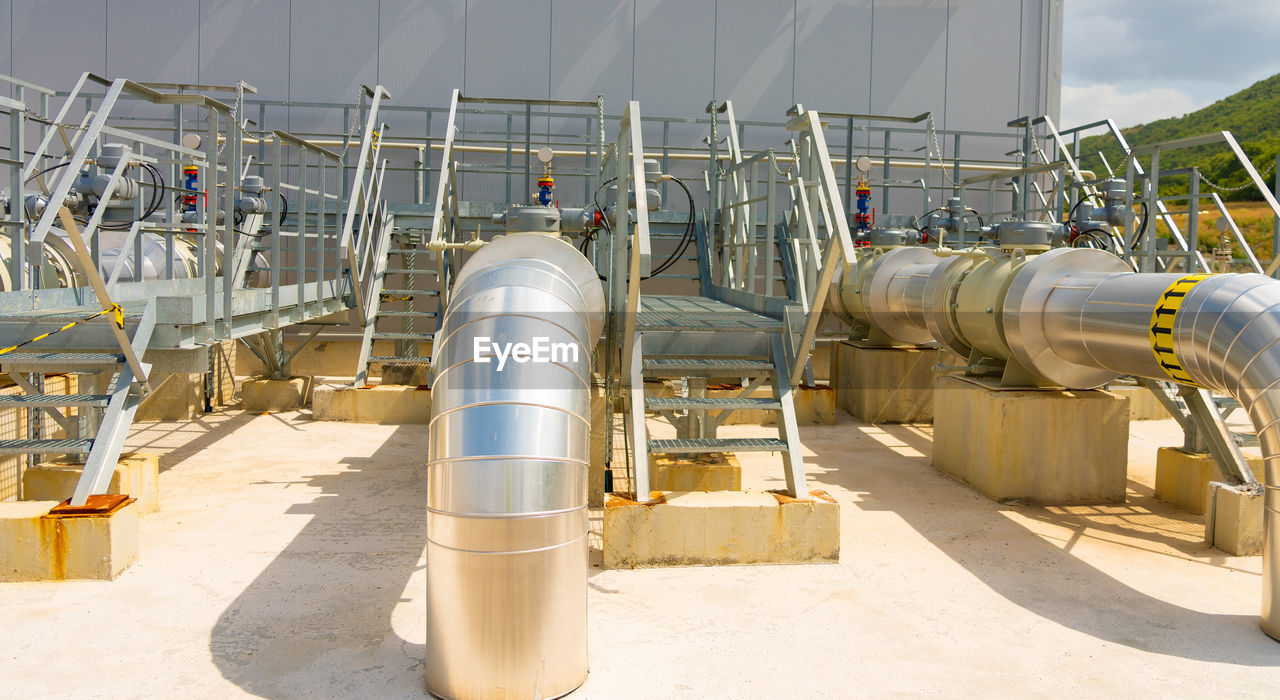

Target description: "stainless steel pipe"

left=834, top=243, right=1280, bottom=639
left=427, top=232, right=604, bottom=699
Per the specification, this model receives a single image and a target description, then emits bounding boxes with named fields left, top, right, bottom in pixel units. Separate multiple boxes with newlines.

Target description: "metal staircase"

left=0, top=301, right=155, bottom=504
left=353, top=230, right=441, bottom=385
left=630, top=295, right=808, bottom=498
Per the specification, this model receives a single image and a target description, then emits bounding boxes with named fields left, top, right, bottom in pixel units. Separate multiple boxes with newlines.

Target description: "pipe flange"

left=1003, top=247, right=1131, bottom=388
left=922, top=255, right=977, bottom=358
left=864, top=246, right=939, bottom=346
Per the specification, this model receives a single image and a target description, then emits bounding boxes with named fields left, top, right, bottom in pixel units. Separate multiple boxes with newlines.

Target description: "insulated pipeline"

left=1024, top=265, right=1280, bottom=639
left=426, top=232, right=604, bottom=699
left=833, top=244, right=1280, bottom=638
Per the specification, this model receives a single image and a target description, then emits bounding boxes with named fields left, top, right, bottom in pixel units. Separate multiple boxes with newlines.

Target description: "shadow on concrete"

left=806, top=417, right=1280, bottom=666
left=209, top=423, right=428, bottom=696
left=128, top=409, right=257, bottom=473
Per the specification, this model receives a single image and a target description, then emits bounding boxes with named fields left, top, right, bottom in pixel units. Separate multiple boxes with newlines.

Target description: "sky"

left=1061, top=0, right=1280, bottom=128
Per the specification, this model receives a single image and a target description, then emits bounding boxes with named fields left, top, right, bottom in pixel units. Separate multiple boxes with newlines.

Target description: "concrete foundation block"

left=22, top=453, right=160, bottom=515
left=1107, top=384, right=1169, bottom=421
left=650, top=453, right=742, bottom=492
left=241, top=376, right=312, bottom=412
left=602, top=490, right=839, bottom=568
left=312, top=384, right=432, bottom=424
left=1155, top=446, right=1266, bottom=515
left=1209, top=484, right=1265, bottom=556
left=378, top=364, right=432, bottom=386
left=932, top=375, right=1129, bottom=505
left=835, top=341, right=956, bottom=424
left=136, top=372, right=203, bottom=422
left=0, top=496, right=140, bottom=581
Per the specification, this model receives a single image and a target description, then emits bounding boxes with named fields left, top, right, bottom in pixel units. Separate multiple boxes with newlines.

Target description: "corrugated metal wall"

left=2, top=0, right=1061, bottom=131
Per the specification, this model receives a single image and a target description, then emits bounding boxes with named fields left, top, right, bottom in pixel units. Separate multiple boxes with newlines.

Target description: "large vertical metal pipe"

left=427, top=232, right=604, bottom=699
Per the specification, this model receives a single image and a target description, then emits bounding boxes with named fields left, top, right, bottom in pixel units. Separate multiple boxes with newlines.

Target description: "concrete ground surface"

left=2, top=408, right=1278, bottom=698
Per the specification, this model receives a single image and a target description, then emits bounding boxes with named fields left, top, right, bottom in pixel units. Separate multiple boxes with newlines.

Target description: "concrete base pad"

left=378, top=364, right=432, bottom=386
left=1155, top=446, right=1266, bottom=554
left=1208, top=483, right=1265, bottom=555
left=933, top=375, right=1129, bottom=505
left=602, top=490, right=839, bottom=568
left=242, top=376, right=312, bottom=412
left=0, top=496, right=139, bottom=581
left=136, top=372, right=203, bottom=421
left=835, top=341, right=957, bottom=423
left=1107, top=384, right=1170, bottom=421
left=23, top=453, right=160, bottom=515
left=1153, top=446, right=1265, bottom=515
left=312, top=384, right=432, bottom=424
left=650, top=453, right=742, bottom=491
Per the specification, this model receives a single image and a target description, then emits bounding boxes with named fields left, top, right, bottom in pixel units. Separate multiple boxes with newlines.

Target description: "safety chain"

left=1195, top=161, right=1277, bottom=193
left=20, top=107, right=88, bottom=131
left=216, top=81, right=245, bottom=158
left=339, top=88, right=367, bottom=164
left=925, top=117, right=958, bottom=186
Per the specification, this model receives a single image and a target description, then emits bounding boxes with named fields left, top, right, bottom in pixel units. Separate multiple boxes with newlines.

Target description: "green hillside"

left=1076, top=73, right=1280, bottom=202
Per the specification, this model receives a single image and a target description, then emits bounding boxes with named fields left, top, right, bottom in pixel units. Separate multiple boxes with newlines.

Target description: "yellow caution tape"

left=380, top=293, right=413, bottom=302
left=1149, top=274, right=1213, bottom=387
left=0, top=304, right=125, bottom=356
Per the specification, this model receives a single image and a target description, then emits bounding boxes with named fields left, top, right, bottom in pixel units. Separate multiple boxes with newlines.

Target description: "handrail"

left=617, top=101, right=651, bottom=380
left=785, top=110, right=857, bottom=386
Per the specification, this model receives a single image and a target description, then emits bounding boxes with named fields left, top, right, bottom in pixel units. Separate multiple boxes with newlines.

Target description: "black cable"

left=646, top=175, right=696, bottom=278
left=1072, top=228, right=1111, bottom=250
left=1129, top=200, right=1149, bottom=251
left=587, top=175, right=697, bottom=281
left=24, top=161, right=71, bottom=184
left=278, top=192, right=289, bottom=226
left=964, top=207, right=984, bottom=229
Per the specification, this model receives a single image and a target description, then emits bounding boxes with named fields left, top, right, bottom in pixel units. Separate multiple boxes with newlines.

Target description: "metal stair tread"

left=382, top=268, right=439, bottom=275
left=1, top=352, right=125, bottom=367
left=0, top=438, right=94, bottom=454
left=647, top=437, right=788, bottom=453
left=0, top=394, right=111, bottom=407
left=376, top=310, right=438, bottom=317
left=642, top=358, right=774, bottom=376
left=372, top=332, right=435, bottom=340
left=380, top=289, right=440, bottom=297
left=368, top=356, right=431, bottom=365
left=637, top=312, right=783, bottom=332
left=646, top=396, right=780, bottom=410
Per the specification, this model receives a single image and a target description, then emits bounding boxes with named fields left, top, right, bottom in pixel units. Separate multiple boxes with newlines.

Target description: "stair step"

left=372, top=332, right=435, bottom=341
left=382, top=268, right=439, bottom=275
left=646, top=397, right=780, bottom=411
left=647, top=438, right=788, bottom=454
left=642, top=358, right=774, bottom=377
left=380, top=289, right=440, bottom=297
left=388, top=248, right=430, bottom=254
left=0, top=394, right=111, bottom=408
left=368, top=356, right=431, bottom=365
left=377, top=310, right=438, bottom=318
left=1, top=352, right=124, bottom=371
left=0, top=438, right=94, bottom=455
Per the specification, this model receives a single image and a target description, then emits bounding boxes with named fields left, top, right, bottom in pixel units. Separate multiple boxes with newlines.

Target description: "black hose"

left=587, top=175, right=697, bottom=282
left=1072, top=228, right=1111, bottom=250
left=23, top=161, right=71, bottom=184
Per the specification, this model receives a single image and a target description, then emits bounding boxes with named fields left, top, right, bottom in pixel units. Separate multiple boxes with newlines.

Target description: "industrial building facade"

left=2, top=0, right=1062, bottom=131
